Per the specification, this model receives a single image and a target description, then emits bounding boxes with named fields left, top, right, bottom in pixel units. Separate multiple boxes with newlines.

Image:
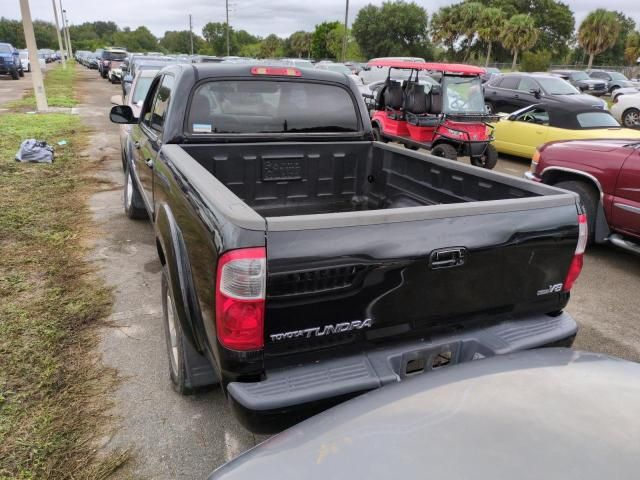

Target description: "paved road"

left=74, top=65, right=640, bottom=479
left=0, top=71, right=34, bottom=107
left=78, top=67, right=259, bottom=480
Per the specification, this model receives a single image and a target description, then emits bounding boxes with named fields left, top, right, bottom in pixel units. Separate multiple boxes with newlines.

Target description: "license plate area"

left=399, top=343, right=460, bottom=378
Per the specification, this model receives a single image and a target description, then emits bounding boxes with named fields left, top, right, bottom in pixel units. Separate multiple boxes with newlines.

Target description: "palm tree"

left=578, top=10, right=621, bottom=69
left=430, top=6, right=460, bottom=52
left=477, top=8, right=505, bottom=67
left=460, top=2, right=483, bottom=61
left=501, top=14, right=539, bottom=71
left=623, top=31, right=639, bottom=65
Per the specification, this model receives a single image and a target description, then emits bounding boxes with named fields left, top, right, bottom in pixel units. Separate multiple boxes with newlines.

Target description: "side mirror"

left=110, top=105, right=137, bottom=124
left=110, top=94, right=123, bottom=105
left=529, top=88, right=541, bottom=99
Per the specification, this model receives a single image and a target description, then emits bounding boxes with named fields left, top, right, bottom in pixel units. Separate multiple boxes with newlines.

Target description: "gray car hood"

left=209, top=349, right=640, bottom=480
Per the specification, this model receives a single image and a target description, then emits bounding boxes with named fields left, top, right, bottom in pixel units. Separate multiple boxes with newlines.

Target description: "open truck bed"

left=113, top=63, right=582, bottom=433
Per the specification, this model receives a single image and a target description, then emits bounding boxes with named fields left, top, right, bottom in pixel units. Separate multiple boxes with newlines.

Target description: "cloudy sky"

left=5, top=0, right=640, bottom=38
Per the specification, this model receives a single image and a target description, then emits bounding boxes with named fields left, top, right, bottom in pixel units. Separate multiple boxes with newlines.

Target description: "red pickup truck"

left=526, top=139, right=640, bottom=254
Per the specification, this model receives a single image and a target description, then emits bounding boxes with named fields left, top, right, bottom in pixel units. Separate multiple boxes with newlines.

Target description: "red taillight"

left=563, top=214, right=588, bottom=292
left=250, top=66, right=301, bottom=77
left=215, top=247, right=266, bottom=351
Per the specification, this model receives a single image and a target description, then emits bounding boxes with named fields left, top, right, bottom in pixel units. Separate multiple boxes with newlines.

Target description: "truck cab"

left=0, top=43, right=23, bottom=80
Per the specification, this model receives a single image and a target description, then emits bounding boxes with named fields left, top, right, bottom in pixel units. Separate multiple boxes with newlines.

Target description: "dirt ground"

left=73, top=65, right=639, bottom=479
left=76, top=68, right=259, bottom=480
left=0, top=71, right=33, bottom=107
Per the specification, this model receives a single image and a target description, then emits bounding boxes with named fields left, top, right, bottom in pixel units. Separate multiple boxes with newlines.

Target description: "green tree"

left=459, top=2, right=483, bottom=60
left=311, top=21, right=341, bottom=59
left=160, top=30, right=202, bottom=54
left=0, top=18, right=23, bottom=48
left=202, top=22, right=238, bottom=55
left=352, top=1, right=429, bottom=58
left=259, top=34, right=284, bottom=58
left=501, top=14, right=539, bottom=70
left=578, top=9, right=621, bottom=69
left=520, top=49, right=552, bottom=71
left=288, top=30, right=312, bottom=58
left=625, top=31, right=640, bottom=65
left=477, top=7, right=505, bottom=66
left=430, top=6, right=462, bottom=53
left=239, top=42, right=261, bottom=57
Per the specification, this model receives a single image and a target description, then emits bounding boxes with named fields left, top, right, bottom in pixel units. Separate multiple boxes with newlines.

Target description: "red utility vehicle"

left=366, top=59, right=500, bottom=169
left=526, top=138, right=640, bottom=254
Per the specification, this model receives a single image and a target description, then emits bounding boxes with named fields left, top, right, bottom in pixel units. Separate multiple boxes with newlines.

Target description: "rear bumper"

left=228, top=311, right=577, bottom=433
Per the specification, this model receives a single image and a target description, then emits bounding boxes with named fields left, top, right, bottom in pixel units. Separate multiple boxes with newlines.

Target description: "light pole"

left=342, top=0, right=349, bottom=62
left=189, top=14, right=194, bottom=55
left=19, top=0, right=48, bottom=111
left=51, top=0, right=66, bottom=67
left=226, top=0, right=230, bottom=57
left=59, top=0, right=72, bottom=59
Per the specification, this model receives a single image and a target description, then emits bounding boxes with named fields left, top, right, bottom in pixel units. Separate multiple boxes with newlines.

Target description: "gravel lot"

left=72, top=66, right=639, bottom=478
left=0, top=71, right=33, bottom=107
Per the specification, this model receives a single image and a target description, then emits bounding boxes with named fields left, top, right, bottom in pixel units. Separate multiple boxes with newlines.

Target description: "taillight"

left=563, top=214, right=588, bottom=292
left=215, top=247, right=266, bottom=351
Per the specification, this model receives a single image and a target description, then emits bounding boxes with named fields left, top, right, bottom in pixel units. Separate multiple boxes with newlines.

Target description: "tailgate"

left=263, top=202, right=578, bottom=363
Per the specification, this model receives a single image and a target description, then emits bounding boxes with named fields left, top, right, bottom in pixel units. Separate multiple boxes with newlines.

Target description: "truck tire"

left=622, top=108, right=640, bottom=129
left=471, top=144, right=498, bottom=169
left=11, top=69, right=19, bottom=80
left=123, top=165, right=148, bottom=220
left=161, top=266, right=219, bottom=395
left=553, top=180, right=597, bottom=244
left=431, top=143, right=457, bottom=160
left=18, top=68, right=24, bottom=77
left=372, top=126, right=387, bottom=143
left=485, top=102, right=495, bottom=114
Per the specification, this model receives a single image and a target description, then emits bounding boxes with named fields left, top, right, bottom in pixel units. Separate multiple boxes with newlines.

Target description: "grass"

left=6, top=64, right=77, bottom=110
left=0, top=95, right=127, bottom=475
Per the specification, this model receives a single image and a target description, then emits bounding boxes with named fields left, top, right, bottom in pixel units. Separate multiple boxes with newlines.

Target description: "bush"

left=520, top=50, right=552, bottom=72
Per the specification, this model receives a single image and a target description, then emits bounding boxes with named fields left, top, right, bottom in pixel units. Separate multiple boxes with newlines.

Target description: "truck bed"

left=182, top=141, right=541, bottom=218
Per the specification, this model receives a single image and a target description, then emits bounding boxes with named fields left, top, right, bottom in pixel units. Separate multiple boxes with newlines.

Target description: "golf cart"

left=365, top=59, right=500, bottom=169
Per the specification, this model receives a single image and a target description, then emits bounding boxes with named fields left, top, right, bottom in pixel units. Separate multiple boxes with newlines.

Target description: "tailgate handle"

left=429, top=248, right=466, bottom=269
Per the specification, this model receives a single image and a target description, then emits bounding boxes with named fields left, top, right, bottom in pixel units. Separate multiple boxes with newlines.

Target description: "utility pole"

left=19, top=0, right=48, bottom=111
left=51, top=0, right=66, bottom=67
left=189, top=14, right=194, bottom=55
left=341, top=0, right=349, bottom=62
left=225, top=0, right=230, bottom=57
left=59, top=0, right=72, bottom=59
left=63, top=10, right=72, bottom=59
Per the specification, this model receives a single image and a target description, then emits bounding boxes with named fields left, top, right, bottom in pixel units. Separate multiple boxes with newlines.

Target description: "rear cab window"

left=576, top=112, right=620, bottom=128
left=187, top=80, right=360, bottom=135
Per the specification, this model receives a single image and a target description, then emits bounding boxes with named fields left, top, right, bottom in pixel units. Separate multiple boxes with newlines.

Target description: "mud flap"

left=182, top=335, right=219, bottom=389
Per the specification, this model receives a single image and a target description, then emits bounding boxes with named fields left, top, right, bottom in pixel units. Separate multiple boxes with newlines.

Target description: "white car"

left=18, top=50, right=30, bottom=72
left=611, top=93, right=640, bottom=128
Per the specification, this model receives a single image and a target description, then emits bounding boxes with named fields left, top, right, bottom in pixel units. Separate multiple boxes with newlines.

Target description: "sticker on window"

left=193, top=123, right=212, bottom=133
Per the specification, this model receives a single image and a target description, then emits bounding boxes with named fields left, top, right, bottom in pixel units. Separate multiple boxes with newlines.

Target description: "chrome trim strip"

left=541, top=166, right=604, bottom=201
left=614, top=202, right=640, bottom=214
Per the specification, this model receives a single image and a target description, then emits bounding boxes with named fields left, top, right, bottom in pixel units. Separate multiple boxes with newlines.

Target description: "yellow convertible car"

left=491, top=103, right=640, bottom=158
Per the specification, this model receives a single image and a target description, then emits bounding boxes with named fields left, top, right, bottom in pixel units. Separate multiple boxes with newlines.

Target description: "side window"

left=149, top=75, right=174, bottom=133
left=488, top=76, right=502, bottom=87
left=517, top=77, right=538, bottom=92
left=515, top=107, right=549, bottom=125
left=500, top=76, right=520, bottom=90
left=142, top=78, right=162, bottom=128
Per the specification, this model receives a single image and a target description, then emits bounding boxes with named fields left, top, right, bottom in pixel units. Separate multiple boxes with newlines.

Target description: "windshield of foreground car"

left=187, top=80, right=359, bottom=134
left=442, top=76, right=486, bottom=114
left=132, top=77, right=154, bottom=104
left=537, top=77, right=580, bottom=95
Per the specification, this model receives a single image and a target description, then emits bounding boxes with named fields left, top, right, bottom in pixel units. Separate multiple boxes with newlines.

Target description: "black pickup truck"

left=110, top=64, right=585, bottom=433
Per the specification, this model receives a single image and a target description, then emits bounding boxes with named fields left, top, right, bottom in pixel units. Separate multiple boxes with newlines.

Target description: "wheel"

left=110, top=76, right=116, bottom=84
left=471, top=144, right=498, bottom=169
left=609, top=86, right=618, bottom=96
left=372, top=126, right=388, bottom=143
left=553, top=180, right=597, bottom=244
left=18, top=68, right=24, bottom=77
left=27, top=64, right=31, bottom=72
left=431, top=143, right=458, bottom=160
left=622, top=108, right=640, bottom=129
left=11, top=69, right=19, bottom=80
left=123, top=165, right=148, bottom=220
left=161, top=266, right=219, bottom=395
